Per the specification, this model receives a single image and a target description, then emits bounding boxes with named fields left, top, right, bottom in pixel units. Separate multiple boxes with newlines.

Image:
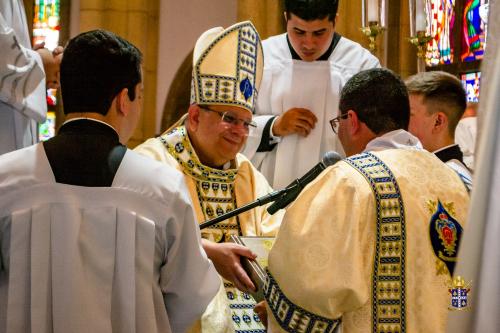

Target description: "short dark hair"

left=339, top=68, right=410, bottom=134
left=405, top=71, right=466, bottom=135
left=60, top=29, right=143, bottom=115
left=285, top=0, right=339, bottom=21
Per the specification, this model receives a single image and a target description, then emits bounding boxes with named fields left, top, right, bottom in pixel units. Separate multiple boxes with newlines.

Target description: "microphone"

left=266, top=151, right=342, bottom=215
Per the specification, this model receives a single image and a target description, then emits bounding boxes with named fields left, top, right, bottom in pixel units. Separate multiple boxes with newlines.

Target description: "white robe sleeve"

left=0, top=12, right=47, bottom=123
left=161, top=178, right=221, bottom=333
left=241, top=60, right=277, bottom=165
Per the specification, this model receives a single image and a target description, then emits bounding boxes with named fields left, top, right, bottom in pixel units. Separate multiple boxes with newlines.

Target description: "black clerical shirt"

left=43, top=119, right=127, bottom=187
left=434, top=144, right=465, bottom=165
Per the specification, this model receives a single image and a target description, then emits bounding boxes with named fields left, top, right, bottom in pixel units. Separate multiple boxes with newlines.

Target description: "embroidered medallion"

left=428, top=200, right=463, bottom=276
left=240, top=77, right=253, bottom=101
left=448, top=276, right=471, bottom=311
left=345, top=152, right=406, bottom=333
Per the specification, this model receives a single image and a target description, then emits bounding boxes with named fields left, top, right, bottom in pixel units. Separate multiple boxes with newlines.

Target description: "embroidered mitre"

left=190, top=21, right=264, bottom=114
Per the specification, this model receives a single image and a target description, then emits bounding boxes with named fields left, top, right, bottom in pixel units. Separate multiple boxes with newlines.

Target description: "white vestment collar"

left=363, top=129, right=423, bottom=152
left=433, top=143, right=459, bottom=154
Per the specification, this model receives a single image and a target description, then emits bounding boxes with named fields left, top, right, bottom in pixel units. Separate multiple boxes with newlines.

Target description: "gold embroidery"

left=346, top=153, right=406, bottom=333
left=426, top=199, right=438, bottom=214
left=159, top=126, right=241, bottom=240
left=427, top=200, right=457, bottom=217
left=427, top=199, right=461, bottom=277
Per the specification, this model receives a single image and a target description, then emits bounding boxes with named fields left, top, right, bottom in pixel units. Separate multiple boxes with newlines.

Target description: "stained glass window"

left=39, top=111, right=56, bottom=141
left=33, top=0, right=61, bottom=51
left=461, top=72, right=481, bottom=102
left=425, top=0, right=456, bottom=66
left=33, top=0, right=61, bottom=140
left=461, top=0, right=488, bottom=62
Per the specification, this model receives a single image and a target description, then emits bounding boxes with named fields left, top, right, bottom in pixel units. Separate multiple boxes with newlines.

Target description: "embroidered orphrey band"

left=345, top=152, right=407, bottom=333
left=264, top=270, right=341, bottom=333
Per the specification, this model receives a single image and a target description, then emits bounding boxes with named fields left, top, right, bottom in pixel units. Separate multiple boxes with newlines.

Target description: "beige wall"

left=156, top=0, right=237, bottom=134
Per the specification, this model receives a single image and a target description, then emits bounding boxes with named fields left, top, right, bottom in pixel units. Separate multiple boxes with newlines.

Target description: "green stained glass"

left=461, top=0, right=488, bottom=62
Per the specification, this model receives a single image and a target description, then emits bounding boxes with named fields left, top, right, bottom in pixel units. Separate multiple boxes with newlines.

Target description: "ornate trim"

left=264, top=270, right=341, bottom=333
left=158, top=126, right=241, bottom=240
left=345, top=152, right=407, bottom=333
left=158, top=127, right=237, bottom=182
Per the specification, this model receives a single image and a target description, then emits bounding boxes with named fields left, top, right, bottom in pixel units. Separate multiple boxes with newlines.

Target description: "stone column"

left=78, top=0, right=160, bottom=147
left=237, top=0, right=285, bottom=39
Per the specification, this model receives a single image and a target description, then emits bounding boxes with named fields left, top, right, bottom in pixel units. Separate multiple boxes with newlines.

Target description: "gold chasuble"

left=265, top=149, right=469, bottom=333
left=135, top=125, right=282, bottom=333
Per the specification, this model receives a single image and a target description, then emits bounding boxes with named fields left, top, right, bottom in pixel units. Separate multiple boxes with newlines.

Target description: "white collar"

left=433, top=144, right=459, bottom=154
left=363, top=129, right=423, bottom=152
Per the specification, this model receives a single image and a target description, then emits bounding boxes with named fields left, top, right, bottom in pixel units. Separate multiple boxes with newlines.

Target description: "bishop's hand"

left=202, top=239, right=257, bottom=292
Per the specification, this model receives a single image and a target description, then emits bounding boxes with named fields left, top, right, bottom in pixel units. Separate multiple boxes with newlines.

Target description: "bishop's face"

left=286, top=13, right=336, bottom=62
left=190, top=105, right=253, bottom=168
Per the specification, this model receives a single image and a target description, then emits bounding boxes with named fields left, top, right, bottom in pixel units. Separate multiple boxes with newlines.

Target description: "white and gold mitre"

left=191, top=21, right=263, bottom=114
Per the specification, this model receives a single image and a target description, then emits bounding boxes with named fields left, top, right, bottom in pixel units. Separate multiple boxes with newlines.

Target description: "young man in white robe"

left=406, top=71, right=473, bottom=191
left=0, top=1, right=62, bottom=154
left=135, top=21, right=282, bottom=333
left=258, top=68, right=470, bottom=333
left=242, top=0, right=380, bottom=189
left=0, top=29, right=220, bottom=333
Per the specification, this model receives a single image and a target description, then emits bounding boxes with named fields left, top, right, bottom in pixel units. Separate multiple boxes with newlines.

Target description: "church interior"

left=1, top=0, right=498, bottom=332
left=24, top=0, right=488, bottom=147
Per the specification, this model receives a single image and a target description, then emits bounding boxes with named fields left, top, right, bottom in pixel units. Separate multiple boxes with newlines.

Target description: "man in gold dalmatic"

left=262, top=68, right=470, bottom=333
left=135, top=21, right=281, bottom=333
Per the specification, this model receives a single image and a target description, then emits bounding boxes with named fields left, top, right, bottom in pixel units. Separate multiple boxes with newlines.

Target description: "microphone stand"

left=199, top=184, right=298, bottom=230
left=266, top=179, right=303, bottom=215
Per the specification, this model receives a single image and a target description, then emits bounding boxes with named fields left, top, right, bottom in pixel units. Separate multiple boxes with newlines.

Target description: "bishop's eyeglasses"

left=201, top=107, right=257, bottom=133
left=329, top=112, right=349, bottom=134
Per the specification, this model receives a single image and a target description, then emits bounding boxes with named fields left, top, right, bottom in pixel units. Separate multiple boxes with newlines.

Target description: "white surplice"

left=0, top=144, right=220, bottom=333
left=446, top=3, right=500, bottom=330
left=455, top=117, right=477, bottom=170
left=0, top=1, right=47, bottom=155
left=242, top=33, right=380, bottom=189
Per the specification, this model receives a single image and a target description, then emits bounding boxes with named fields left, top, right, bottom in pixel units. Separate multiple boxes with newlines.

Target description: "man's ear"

left=333, top=13, right=339, bottom=28
left=187, top=104, right=201, bottom=131
left=347, top=110, right=360, bottom=135
left=283, top=11, right=288, bottom=23
left=115, top=88, right=129, bottom=116
left=434, top=112, right=448, bottom=133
